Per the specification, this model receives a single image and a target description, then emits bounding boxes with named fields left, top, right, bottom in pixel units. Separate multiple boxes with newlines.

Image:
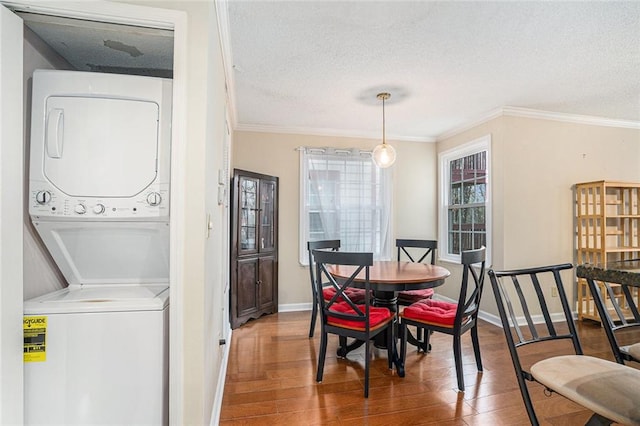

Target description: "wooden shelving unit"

left=575, top=180, right=640, bottom=321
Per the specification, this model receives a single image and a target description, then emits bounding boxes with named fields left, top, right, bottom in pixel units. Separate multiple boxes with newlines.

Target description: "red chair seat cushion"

left=323, top=287, right=368, bottom=304
left=327, top=302, right=392, bottom=331
left=401, top=299, right=459, bottom=327
left=397, top=288, right=434, bottom=303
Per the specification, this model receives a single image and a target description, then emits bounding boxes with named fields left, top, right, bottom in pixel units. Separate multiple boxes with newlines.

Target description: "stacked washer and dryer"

left=24, top=69, right=172, bottom=425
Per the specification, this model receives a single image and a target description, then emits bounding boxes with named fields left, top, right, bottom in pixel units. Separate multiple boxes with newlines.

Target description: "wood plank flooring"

left=220, top=311, right=638, bottom=425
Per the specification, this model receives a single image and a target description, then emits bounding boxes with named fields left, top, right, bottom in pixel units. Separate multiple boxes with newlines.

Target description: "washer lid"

left=32, top=221, right=169, bottom=286
left=24, top=284, right=169, bottom=314
left=43, top=95, right=159, bottom=198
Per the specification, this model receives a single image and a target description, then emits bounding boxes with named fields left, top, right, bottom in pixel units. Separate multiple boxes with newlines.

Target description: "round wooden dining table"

left=328, top=260, right=451, bottom=376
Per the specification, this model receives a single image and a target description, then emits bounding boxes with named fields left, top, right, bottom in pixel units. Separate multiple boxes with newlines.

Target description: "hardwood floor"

left=220, top=311, right=638, bottom=425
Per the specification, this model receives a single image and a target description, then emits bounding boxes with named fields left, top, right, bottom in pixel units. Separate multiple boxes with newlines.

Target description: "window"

left=299, top=148, right=392, bottom=264
left=439, top=135, right=491, bottom=263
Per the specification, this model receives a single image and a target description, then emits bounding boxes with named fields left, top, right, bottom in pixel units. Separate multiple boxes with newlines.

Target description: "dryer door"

left=43, top=96, right=159, bottom=198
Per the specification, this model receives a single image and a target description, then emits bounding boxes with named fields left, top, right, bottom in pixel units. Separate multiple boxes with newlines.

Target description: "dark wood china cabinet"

left=230, top=169, right=278, bottom=329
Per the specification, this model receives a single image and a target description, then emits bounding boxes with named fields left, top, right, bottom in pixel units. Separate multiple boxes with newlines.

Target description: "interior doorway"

left=0, top=2, right=187, bottom=423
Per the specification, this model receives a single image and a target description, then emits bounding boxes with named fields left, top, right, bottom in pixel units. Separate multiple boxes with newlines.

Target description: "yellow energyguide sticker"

left=24, top=316, right=47, bottom=362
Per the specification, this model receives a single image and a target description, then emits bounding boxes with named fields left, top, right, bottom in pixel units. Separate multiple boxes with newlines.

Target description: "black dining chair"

left=399, top=246, right=486, bottom=392
left=489, top=263, right=640, bottom=426
left=585, top=277, right=640, bottom=365
left=306, top=240, right=369, bottom=338
left=312, top=249, right=395, bottom=398
left=396, top=239, right=438, bottom=305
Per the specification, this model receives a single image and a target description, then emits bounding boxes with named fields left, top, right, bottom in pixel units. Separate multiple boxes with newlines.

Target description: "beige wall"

left=438, top=116, right=640, bottom=317
left=232, top=131, right=437, bottom=306
left=116, top=1, right=228, bottom=423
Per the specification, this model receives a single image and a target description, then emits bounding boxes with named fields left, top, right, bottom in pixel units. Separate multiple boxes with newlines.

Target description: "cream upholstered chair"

left=489, top=263, right=640, bottom=426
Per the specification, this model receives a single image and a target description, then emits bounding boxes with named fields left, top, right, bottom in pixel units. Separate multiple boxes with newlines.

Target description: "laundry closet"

left=17, top=11, right=174, bottom=425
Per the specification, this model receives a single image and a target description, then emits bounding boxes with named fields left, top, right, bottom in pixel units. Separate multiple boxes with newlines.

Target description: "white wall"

left=0, top=7, right=24, bottom=424
left=22, top=26, right=71, bottom=300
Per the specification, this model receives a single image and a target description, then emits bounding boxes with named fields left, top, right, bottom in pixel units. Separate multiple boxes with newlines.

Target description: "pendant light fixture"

left=372, top=92, right=396, bottom=168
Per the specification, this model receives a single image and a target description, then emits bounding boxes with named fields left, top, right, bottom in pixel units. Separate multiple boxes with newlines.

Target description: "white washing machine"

left=25, top=70, right=172, bottom=425
left=24, top=285, right=169, bottom=425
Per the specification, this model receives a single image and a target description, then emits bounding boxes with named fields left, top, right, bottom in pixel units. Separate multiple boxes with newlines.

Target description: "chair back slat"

left=396, top=239, right=437, bottom=265
left=500, top=281, right=526, bottom=343
left=456, top=247, right=486, bottom=326
left=512, top=276, right=539, bottom=341
left=530, top=273, right=556, bottom=336
left=318, top=262, right=365, bottom=316
left=307, top=240, right=340, bottom=305
left=305, top=240, right=341, bottom=338
left=603, top=282, right=640, bottom=325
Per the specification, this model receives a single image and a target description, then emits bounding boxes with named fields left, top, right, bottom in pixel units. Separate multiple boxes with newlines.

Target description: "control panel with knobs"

left=147, top=192, right=162, bottom=206
left=35, top=190, right=52, bottom=205
left=29, top=185, right=169, bottom=218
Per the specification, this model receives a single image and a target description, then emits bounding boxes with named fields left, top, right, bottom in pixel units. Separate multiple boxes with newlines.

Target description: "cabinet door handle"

left=256, top=280, right=262, bottom=285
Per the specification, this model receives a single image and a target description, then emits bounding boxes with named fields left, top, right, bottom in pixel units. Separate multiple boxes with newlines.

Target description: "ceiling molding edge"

left=502, top=106, right=640, bottom=129
left=437, top=106, right=640, bottom=141
left=235, top=123, right=436, bottom=143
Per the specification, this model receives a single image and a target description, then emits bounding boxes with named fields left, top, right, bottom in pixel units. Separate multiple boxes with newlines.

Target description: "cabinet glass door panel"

left=239, top=176, right=258, bottom=252
left=260, top=180, right=276, bottom=251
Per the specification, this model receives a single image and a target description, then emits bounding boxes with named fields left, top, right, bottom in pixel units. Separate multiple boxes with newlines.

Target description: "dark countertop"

left=576, top=260, right=640, bottom=287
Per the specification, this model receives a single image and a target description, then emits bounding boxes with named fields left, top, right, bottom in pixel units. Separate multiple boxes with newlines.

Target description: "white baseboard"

left=278, top=302, right=312, bottom=312
left=210, top=325, right=232, bottom=426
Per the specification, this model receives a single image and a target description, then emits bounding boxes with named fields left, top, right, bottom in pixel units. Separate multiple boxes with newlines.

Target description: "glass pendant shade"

left=372, top=92, right=396, bottom=168
left=372, top=142, right=396, bottom=168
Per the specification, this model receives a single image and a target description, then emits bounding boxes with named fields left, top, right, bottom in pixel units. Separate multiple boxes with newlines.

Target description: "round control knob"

left=35, top=190, right=52, bottom=205
left=93, top=204, right=105, bottom=214
left=74, top=204, right=86, bottom=215
left=147, top=192, right=162, bottom=207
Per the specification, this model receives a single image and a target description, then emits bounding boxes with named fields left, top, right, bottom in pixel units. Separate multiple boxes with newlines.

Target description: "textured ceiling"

left=222, top=1, right=640, bottom=141
left=19, top=12, right=173, bottom=78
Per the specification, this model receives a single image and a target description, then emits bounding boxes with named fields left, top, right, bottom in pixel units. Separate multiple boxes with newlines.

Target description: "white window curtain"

left=299, top=147, right=392, bottom=264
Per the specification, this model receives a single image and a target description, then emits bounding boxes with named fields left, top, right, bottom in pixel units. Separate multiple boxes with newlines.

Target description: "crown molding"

left=235, top=123, right=436, bottom=143
left=437, top=106, right=640, bottom=141
left=502, top=106, right=640, bottom=129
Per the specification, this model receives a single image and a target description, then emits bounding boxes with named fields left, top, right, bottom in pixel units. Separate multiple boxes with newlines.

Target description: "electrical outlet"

left=551, top=287, right=558, bottom=297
